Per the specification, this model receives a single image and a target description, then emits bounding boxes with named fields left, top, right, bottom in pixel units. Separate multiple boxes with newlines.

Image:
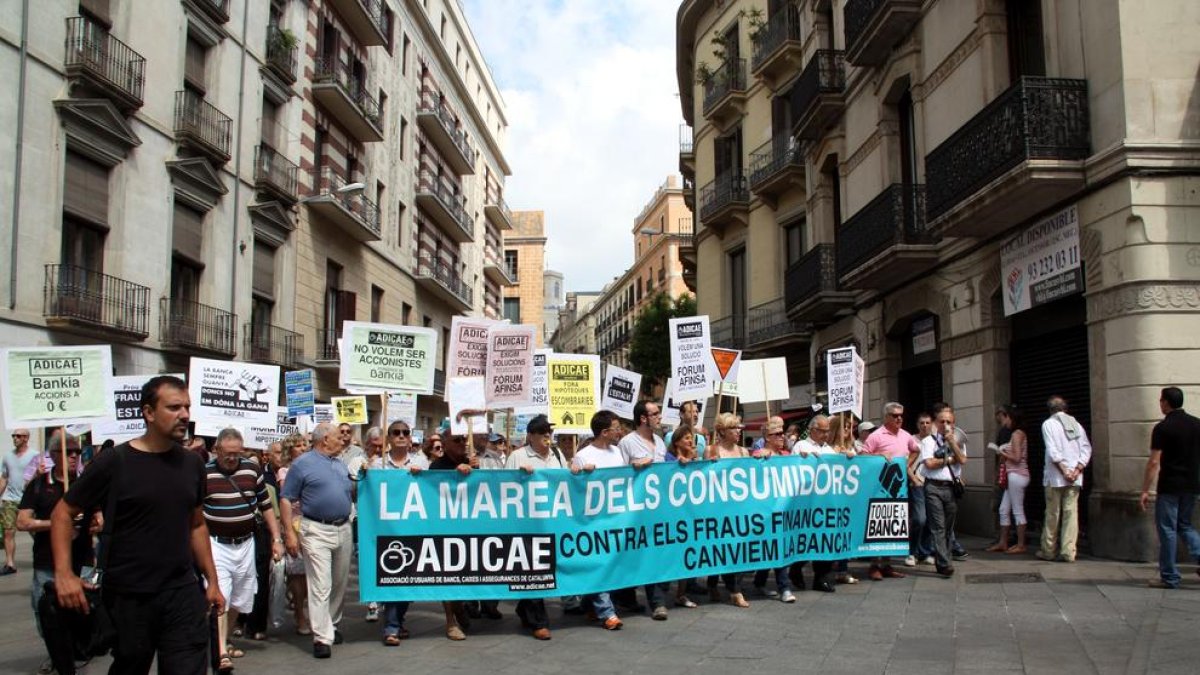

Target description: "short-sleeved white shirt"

left=572, top=443, right=627, bottom=470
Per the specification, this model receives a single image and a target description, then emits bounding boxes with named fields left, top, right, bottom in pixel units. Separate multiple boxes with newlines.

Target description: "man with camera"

left=919, top=407, right=967, bottom=577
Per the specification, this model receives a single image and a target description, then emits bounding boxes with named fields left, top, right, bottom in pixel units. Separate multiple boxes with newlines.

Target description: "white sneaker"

left=780, top=589, right=796, bottom=603
left=920, top=556, right=935, bottom=565
left=365, top=602, right=379, bottom=622
left=904, top=555, right=917, bottom=567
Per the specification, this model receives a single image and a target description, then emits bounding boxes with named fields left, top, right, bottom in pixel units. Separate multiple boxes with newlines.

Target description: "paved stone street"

left=2, top=535, right=1198, bottom=675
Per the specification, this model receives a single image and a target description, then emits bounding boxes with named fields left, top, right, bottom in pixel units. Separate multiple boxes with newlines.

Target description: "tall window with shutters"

left=170, top=202, right=205, bottom=333
left=251, top=240, right=276, bottom=346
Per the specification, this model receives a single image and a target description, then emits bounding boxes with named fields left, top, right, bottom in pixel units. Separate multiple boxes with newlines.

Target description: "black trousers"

left=240, top=525, right=271, bottom=635
left=106, top=583, right=209, bottom=675
left=515, top=599, right=548, bottom=629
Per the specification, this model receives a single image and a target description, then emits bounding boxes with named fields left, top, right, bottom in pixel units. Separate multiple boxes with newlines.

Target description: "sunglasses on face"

left=888, top=413, right=903, bottom=419
left=431, top=444, right=443, bottom=451
left=390, top=429, right=411, bottom=437
left=767, top=431, right=784, bottom=437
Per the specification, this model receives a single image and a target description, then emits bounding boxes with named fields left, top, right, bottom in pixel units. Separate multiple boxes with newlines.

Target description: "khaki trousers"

left=300, top=519, right=352, bottom=645
left=1040, top=486, right=1080, bottom=560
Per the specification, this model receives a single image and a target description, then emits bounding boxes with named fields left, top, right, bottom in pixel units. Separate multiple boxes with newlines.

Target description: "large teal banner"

left=357, top=455, right=909, bottom=602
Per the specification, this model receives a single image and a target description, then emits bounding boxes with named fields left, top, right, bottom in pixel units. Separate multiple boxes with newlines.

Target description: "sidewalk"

left=0, top=535, right=1196, bottom=674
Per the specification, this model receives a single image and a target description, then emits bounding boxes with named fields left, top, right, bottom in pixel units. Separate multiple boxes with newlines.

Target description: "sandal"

left=675, top=595, right=698, bottom=608
left=217, top=654, right=235, bottom=674
left=1005, top=546, right=1028, bottom=554
left=227, top=645, right=246, bottom=658
left=383, top=634, right=401, bottom=647
left=985, top=543, right=1008, bottom=553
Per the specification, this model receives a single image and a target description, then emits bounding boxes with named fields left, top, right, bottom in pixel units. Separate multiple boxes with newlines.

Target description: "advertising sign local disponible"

left=1001, top=204, right=1082, bottom=316
left=341, top=321, right=438, bottom=394
left=1, top=345, right=115, bottom=427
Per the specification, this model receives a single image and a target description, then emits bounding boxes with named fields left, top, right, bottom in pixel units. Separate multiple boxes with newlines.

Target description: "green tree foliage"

left=628, top=292, right=697, bottom=395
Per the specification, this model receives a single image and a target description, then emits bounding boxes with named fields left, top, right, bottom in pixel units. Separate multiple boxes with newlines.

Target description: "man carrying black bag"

left=51, top=375, right=225, bottom=675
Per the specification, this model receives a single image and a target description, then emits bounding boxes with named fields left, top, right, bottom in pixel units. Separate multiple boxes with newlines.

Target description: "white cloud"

left=462, top=0, right=683, bottom=292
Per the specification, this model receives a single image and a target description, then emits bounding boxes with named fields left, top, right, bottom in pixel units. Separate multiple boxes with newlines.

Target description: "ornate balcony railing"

left=844, top=0, right=886, bottom=55
left=925, top=77, right=1090, bottom=222
left=836, top=184, right=932, bottom=278
left=751, top=4, right=802, bottom=71
left=159, top=297, right=237, bottom=355
left=316, top=328, right=340, bottom=361
left=64, top=16, right=146, bottom=109
left=313, top=57, right=382, bottom=127
left=174, top=89, right=232, bottom=160
left=189, top=0, right=230, bottom=24
left=43, top=264, right=150, bottom=337
left=790, top=50, right=846, bottom=138
left=785, top=244, right=838, bottom=307
left=679, top=124, right=694, bottom=154
left=265, top=25, right=298, bottom=82
left=711, top=314, right=746, bottom=350
left=749, top=135, right=803, bottom=189
left=417, top=88, right=477, bottom=170
left=310, top=167, right=381, bottom=236
left=328, top=0, right=388, bottom=46
left=415, top=255, right=473, bottom=307
left=246, top=322, right=303, bottom=367
left=748, top=297, right=807, bottom=346
left=416, top=170, right=472, bottom=239
left=702, top=58, right=747, bottom=114
left=699, top=171, right=750, bottom=222
left=254, top=144, right=299, bottom=201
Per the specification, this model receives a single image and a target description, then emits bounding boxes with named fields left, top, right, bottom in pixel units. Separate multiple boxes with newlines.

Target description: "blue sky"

left=461, top=0, right=684, bottom=292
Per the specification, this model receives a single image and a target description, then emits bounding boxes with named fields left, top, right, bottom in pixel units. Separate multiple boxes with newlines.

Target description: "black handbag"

left=38, top=448, right=124, bottom=669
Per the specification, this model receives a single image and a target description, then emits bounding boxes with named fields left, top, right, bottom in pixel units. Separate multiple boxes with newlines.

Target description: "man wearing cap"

left=505, top=414, right=574, bottom=639
left=861, top=402, right=918, bottom=580
left=855, top=421, right=876, bottom=454
left=280, top=423, right=353, bottom=659
left=572, top=410, right=630, bottom=630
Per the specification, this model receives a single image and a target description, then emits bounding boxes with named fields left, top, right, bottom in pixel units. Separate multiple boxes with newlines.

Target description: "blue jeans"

left=31, top=568, right=56, bottom=638
left=585, top=592, right=615, bottom=619
left=383, top=601, right=410, bottom=637
left=909, top=485, right=934, bottom=557
left=1155, top=492, right=1200, bottom=587
left=753, top=566, right=792, bottom=593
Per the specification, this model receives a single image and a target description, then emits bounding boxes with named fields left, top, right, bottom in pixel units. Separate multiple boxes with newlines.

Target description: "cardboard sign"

left=668, top=315, right=713, bottom=401
left=448, top=317, right=500, bottom=378
left=92, top=373, right=185, bottom=444
left=524, top=349, right=552, bottom=415
left=285, top=369, right=315, bottom=418
left=600, top=365, right=641, bottom=419
left=384, top=392, right=417, bottom=429
left=712, top=376, right=739, bottom=399
left=245, top=412, right=299, bottom=449
left=448, top=376, right=488, bottom=435
left=546, top=354, right=600, bottom=433
left=1, top=345, right=115, bottom=427
left=484, top=324, right=536, bottom=407
left=661, top=378, right=706, bottom=427
left=313, top=404, right=335, bottom=425
left=826, top=347, right=864, bottom=419
left=333, top=396, right=368, bottom=425
left=341, top=322, right=438, bottom=394
left=710, top=347, right=742, bottom=383
left=736, top=358, right=789, bottom=403
left=189, top=358, right=280, bottom=426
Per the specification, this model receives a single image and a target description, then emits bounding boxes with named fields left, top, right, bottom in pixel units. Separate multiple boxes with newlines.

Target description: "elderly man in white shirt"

left=919, top=407, right=967, bottom=577
left=790, top=415, right=837, bottom=591
left=1038, top=395, right=1092, bottom=563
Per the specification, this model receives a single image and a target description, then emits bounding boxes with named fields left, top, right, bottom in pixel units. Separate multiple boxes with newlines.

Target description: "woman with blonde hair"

left=828, top=415, right=860, bottom=586
left=704, top=412, right=750, bottom=607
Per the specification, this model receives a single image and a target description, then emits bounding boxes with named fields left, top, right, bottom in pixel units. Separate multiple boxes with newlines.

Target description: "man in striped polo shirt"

left=204, top=428, right=283, bottom=672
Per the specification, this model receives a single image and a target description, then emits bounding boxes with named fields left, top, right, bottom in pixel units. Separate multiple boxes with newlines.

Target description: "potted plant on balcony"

left=269, top=27, right=299, bottom=55
left=694, top=61, right=715, bottom=85
left=745, top=8, right=767, bottom=42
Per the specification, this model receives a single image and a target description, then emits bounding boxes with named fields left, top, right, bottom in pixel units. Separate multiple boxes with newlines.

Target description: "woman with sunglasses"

left=752, top=417, right=797, bottom=602
left=704, top=413, right=751, bottom=608
left=422, top=433, right=445, bottom=463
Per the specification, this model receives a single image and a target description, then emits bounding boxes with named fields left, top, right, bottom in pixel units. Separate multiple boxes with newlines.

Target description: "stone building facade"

left=503, top=210, right=548, bottom=345
left=676, top=0, right=1200, bottom=560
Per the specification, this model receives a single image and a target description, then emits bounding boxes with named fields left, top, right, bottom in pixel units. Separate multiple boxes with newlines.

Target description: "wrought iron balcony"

left=483, top=191, right=513, bottom=231
left=679, top=124, right=695, bottom=180
left=416, top=88, right=476, bottom=175
left=186, top=0, right=230, bottom=24
left=413, top=255, right=473, bottom=313
left=254, top=144, right=299, bottom=203
left=749, top=135, right=804, bottom=203
left=315, top=328, right=340, bottom=362
left=750, top=4, right=803, bottom=85
left=305, top=167, right=381, bottom=241
left=312, top=57, right=384, bottom=142
left=698, top=171, right=750, bottom=234
left=711, top=315, right=746, bottom=350
left=702, top=58, right=747, bottom=122
left=264, top=25, right=298, bottom=84
left=784, top=244, right=856, bottom=326
left=925, top=77, right=1090, bottom=236
left=844, top=0, right=923, bottom=66
left=415, top=171, right=473, bottom=243
left=836, top=184, right=938, bottom=289
left=483, top=243, right=517, bottom=287
left=245, top=322, right=303, bottom=368
left=747, top=297, right=809, bottom=349
left=174, top=90, right=232, bottom=162
left=327, top=0, right=389, bottom=47
left=43, top=264, right=150, bottom=339
left=790, top=50, right=846, bottom=140
left=64, top=16, right=145, bottom=111
left=159, top=297, right=237, bottom=356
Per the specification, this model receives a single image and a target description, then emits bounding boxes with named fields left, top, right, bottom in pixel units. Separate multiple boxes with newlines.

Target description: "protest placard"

left=384, top=392, right=417, bottom=429
left=667, top=315, right=712, bottom=401
left=341, top=321, right=438, bottom=393
left=92, top=373, right=186, bottom=444
left=661, top=379, right=706, bottom=427
left=1, top=345, right=115, bottom=427
left=447, top=317, right=499, bottom=378
left=600, top=365, right=641, bottom=419
left=285, top=369, right=315, bottom=418
left=546, top=354, right=600, bottom=433
left=448, top=377, right=488, bottom=435
left=313, top=404, right=334, bottom=425
left=189, top=358, right=280, bottom=426
left=736, top=358, right=789, bottom=404
left=710, top=347, right=741, bottom=384
left=484, top=324, right=535, bottom=407
left=245, top=412, right=299, bottom=449
left=333, top=396, right=368, bottom=425
left=826, top=347, right=864, bottom=419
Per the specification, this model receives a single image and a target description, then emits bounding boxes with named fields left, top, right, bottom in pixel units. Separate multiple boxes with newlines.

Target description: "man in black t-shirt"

left=1140, top=386, right=1200, bottom=589
left=428, top=422, right=478, bottom=641
left=51, top=375, right=225, bottom=674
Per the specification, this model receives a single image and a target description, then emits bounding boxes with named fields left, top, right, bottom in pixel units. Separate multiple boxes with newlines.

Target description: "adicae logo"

left=379, top=541, right=416, bottom=574
left=878, top=462, right=905, bottom=499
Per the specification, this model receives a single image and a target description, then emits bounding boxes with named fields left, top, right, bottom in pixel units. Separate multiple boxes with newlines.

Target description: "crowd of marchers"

left=2, top=377, right=1198, bottom=675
